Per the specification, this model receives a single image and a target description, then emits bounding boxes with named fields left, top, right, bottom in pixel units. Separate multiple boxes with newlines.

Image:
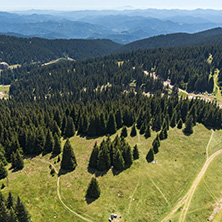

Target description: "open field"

left=0, top=84, right=10, bottom=99
left=1, top=124, right=222, bottom=221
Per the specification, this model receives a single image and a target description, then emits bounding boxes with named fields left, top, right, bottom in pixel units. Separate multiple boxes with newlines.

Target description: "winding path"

left=161, top=130, right=222, bottom=222
left=35, top=158, right=94, bottom=222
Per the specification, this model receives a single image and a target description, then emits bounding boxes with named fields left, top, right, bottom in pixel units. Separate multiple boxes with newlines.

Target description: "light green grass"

left=0, top=85, right=10, bottom=99
left=1, top=124, right=221, bottom=221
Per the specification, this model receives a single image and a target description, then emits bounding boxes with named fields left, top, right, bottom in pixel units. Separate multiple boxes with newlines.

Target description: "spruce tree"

left=53, top=133, right=61, bottom=155
left=64, top=117, right=75, bottom=138
left=9, top=208, right=18, bottom=222
left=61, top=139, right=77, bottom=171
left=146, top=148, right=154, bottom=163
left=139, top=122, right=145, bottom=135
left=183, top=115, right=194, bottom=134
left=177, top=118, right=183, bottom=129
left=170, top=111, right=177, bottom=128
left=106, top=113, right=117, bottom=135
left=86, top=177, right=100, bottom=199
left=0, top=162, right=7, bottom=180
left=122, top=145, right=133, bottom=167
left=14, top=150, right=24, bottom=170
left=153, top=140, right=159, bottom=154
left=88, top=142, right=99, bottom=169
left=6, top=192, right=13, bottom=209
left=120, top=126, right=127, bottom=138
left=113, top=149, right=125, bottom=171
left=15, top=196, right=30, bottom=222
left=144, top=125, right=151, bottom=138
left=130, top=124, right=137, bottom=137
left=44, top=130, right=54, bottom=154
left=133, top=145, right=139, bottom=160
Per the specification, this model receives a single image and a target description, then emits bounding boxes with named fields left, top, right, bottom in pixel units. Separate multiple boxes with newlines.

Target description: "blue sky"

left=2, top=0, right=222, bottom=11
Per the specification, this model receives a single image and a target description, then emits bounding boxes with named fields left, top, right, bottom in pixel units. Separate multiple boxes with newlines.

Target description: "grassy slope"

left=1, top=124, right=222, bottom=221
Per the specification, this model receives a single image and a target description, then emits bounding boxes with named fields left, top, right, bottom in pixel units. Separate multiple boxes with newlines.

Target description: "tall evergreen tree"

left=86, top=177, right=100, bottom=199
left=120, top=126, right=127, bottom=138
left=61, top=139, right=77, bottom=171
left=139, top=122, right=145, bottom=135
left=146, top=148, right=154, bottom=163
left=106, top=113, right=117, bottom=135
left=14, top=150, right=24, bottom=170
left=133, top=144, right=139, bottom=160
left=6, top=192, right=13, bottom=209
left=64, top=117, right=75, bottom=138
left=44, top=130, right=54, bottom=154
left=53, top=133, right=61, bottom=155
left=177, top=118, right=183, bottom=129
left=144, top=124, right=151, bottom=138
left=183, top=115, right=194, bottom=134
left=113, top=149, right=125, bottom=171
left=130, top=124, right=137, bottom=137
left=15, top=196, right=30, bottom=222
left=0, top=162, right=7, bottom=180
left=88, top=142, right=99, bottom=169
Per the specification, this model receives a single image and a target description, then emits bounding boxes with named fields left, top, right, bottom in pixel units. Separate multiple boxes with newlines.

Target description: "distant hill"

left=0, top=35, right=120, bottom=64
left=119, top=28, right=222, bottom=52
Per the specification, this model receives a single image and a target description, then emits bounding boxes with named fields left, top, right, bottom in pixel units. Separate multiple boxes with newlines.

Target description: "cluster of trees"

left=89, top=135, right=135, bottom=172
left=0, top=192, right=31, bottom=222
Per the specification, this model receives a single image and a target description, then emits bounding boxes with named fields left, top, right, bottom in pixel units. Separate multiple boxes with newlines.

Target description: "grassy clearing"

left=0, top=84, right=10, bottom=99
left=1, top=124, right=221, bottom=221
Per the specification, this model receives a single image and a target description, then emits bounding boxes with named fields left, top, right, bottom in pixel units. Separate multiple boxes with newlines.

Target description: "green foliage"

left=133, top=145, right=139, bottom=160
left=120, top=126, right=128, bottom=138
left=130, top=124, right=137, bottom=137
left=64, top=117, right=75, bottom=138
left=61, top=139, right=77, bottom=171
left=177, top=118, right=183, bottom=129
left=53, top=133, right=61, bottom=155
left=106, top=113, right=117, bottom=135
left=44, top=130, right=54, bottom=154
left=15, top=196, right=31, bottom=222
left=0, top=162, right=8, bottom=180
left=184, top=115, right=194, bottom=135
left=86, top=177, right=100, bottom=200
left=144, top=124, right=151, bottom=138
left=50, top=168, right=56, bottom=177
left=146, top=148, right=154, bottom=163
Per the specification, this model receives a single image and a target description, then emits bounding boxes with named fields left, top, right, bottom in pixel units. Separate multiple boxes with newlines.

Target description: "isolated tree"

left=120, top=126, right=127, bottom=138
left=61, top=139, right=77, bottom=171
left=53, top=133, right=61, bottom=155
left=86, top=177, right=100, bottom=199
left=146, top=148, right=154, bottom=163
left=183, top=115, right=194, bottom=134
left=130, top=124, right=137, bottom=137
left=133, top=144, right=139, bottom=160
left=0, top=162, right=7, bottom=180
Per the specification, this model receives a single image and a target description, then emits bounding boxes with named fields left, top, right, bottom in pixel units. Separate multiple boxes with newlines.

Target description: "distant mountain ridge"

left=0, top=9, right=222, bottom=43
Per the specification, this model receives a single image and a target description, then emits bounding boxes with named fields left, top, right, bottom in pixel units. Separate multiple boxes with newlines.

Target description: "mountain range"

left=0, top=9, right=222, bottom=43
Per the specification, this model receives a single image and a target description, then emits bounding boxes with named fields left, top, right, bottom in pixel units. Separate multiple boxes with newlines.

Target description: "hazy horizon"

left=2, top=0, right=222, bottom=11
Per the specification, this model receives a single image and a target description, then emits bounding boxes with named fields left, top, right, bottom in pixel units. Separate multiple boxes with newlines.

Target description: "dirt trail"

left=161, top=131, right=221, bottom=222
left=206, top=130, right=214, bottom=159
left=35, top=158, right=94, bottom=222
left=127, top=182, right=139, bottom=213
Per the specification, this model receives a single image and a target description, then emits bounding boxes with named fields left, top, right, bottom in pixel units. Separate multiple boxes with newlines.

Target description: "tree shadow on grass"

left=85, top=196, right=99, bottom=205
left=58, top=168, right=75, bottom=177
left=87, top=167, right=109, bottom=177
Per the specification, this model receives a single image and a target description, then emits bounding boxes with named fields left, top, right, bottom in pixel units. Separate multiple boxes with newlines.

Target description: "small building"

left=0, top=62, right=9, bottom=69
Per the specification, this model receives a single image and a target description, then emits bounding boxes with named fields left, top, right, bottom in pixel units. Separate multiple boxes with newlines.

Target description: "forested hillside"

left=0, top=35, right=120, bottom=64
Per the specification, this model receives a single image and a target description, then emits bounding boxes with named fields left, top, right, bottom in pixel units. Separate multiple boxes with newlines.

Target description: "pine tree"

left=146, top=148, right=154, bottom=163
left=35, top=128, right=45, bottom=154
left=153, top=140, right=159, bottom=154
left=113, top=149, right=125, bottom=171
left=0, top=162, right=7, bottom=180
left=86, top=177, right=100, bottom=199
left=106, top=113, right=117, bottom=135
left=170, top=111, right=177, bottom=128
left=9, top=208, right=18, bottom=222
left=120, top=126, right=127, bottom=138
left=130, top=124, right=137, bottom=137
left=14, top=150, right=24, bottom=170
left=133, top=145, right=139, bottom=160
left=0, top=200, right=9, bottom=222
left=15, top=196, right=30, bottom=222
left=44, top=130, right=54, bottom=154
left=177, top=118, right=183, bottom=129
left=6, top=192, right=13, bottom=209
left=61, top=139, right=77, bottom=171
left=144, top=125, right=151, bottom=138
left=139, top=122, right=145, bottom=135
left=53, top=133, right=61, bottom=155
left=64, top=117, right=75, bottom=138
left=183, top=115, right=194, bottom=134
left=122, top=145, right=133, bottom=167
left=88, top=142, right=99, bottom=169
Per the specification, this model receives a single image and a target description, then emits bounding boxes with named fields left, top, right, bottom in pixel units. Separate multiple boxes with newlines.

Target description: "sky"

left=1, top=0, right=222, bottom=11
